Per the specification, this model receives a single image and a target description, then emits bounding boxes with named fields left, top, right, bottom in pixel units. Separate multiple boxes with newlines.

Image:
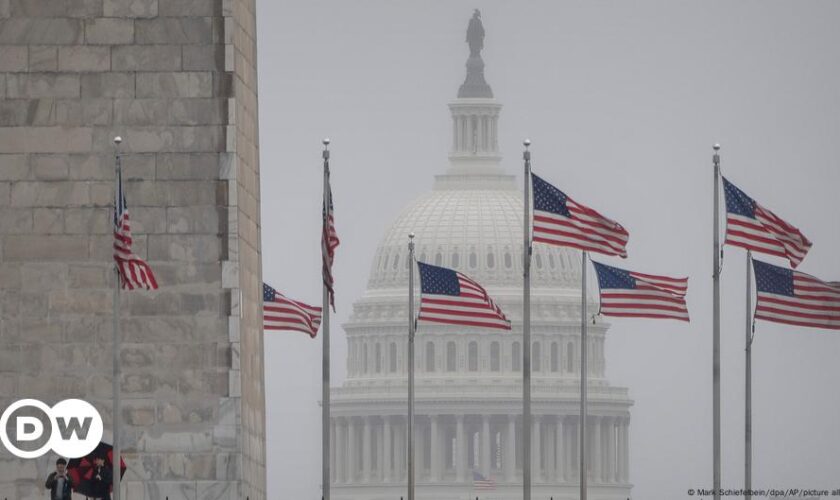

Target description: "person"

left=88, top=455, right=113, bottom=500
left=44, top=457, right=73, bottom=500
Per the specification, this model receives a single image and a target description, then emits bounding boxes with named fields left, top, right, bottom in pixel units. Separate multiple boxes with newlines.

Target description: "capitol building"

left=330, top=13, right=633, bottom=500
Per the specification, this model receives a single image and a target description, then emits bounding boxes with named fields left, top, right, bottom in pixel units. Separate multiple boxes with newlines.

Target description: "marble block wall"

left=0, top=0, right=265, bottom=498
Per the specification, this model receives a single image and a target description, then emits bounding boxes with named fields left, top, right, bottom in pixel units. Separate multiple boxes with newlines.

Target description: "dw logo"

left=0, top=399, right=104, bottom=459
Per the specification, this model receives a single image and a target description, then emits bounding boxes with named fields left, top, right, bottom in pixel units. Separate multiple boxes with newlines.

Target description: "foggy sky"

left=256, top=2, right=840, bottom=499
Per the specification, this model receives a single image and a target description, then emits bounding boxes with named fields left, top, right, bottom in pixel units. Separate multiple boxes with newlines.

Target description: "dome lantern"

left=445, top=9, right=504, bottom=179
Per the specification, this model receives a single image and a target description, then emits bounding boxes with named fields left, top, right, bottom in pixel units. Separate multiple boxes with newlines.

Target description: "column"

left=335, top=418, right=345, bottom=484
left=456, top=415, right=465, bottom=482
left=347, top=418, right=356, bottom=483
left=555, top=416, right=564, bottom=481
left=615, top=417, right=624, bottom=483
left=607, top=417, right=616, bottom=483
left=458, top=115, right=465, bottom=152
left=417, top=420, right=425, bottom=481
left=430, top=415, right=440, bottom=481
left=590, top=416, right=601, bottom=482
left=505, top=415, right=516, bottom=482
left=330, top=420, right=337, bottom=483
left=546, top=419, right=555, bottom=482
left=383, top=416, right=391, bottom=482
left=363, top=417, right=371, bottom=482
left=532, top=415, right=542, bottom=481
left=622, top=418, right=630, bottom=483
left=395, top=419, right=404, bottom=480
left=481, top=415, right=491, bottom=477
left=492, top=115, right=498, bottom=151
left=565, top=417, right=573, bottom=479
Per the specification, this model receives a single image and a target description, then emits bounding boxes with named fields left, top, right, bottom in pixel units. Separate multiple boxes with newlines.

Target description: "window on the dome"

left=504, top=252, right=512, bottom=269
left=512, top=342, right=521, bottom=372
left=389, top=342, right=397, bottom=372
left=468, top=341, right=478, bottom=371
left=435, top=250, right=442, bottom=266
left=392, top=253, right=399, bottom=270
left=451, top=251, right=459, bottom=268
left=420, top=251, right=427, bottom=264
left=469, top=250, right=477, bottom=269
left=490, top=341, right=500, bottom=371
left=487, top=250, right=495, bottom=269
left=375, top=343, right=382, bottom=373
left=446, top=341, right=456, bottom=372
left=535, top=253, right=543, bottom=269
left=533, top=342, right=541, bottom=372
left=383, top=255, right=390, bottom=270
left=426, top=341, right=435, bottom=373
left=551, top=342, right=559, bottom=372
left=548, top=253, right=556, bottom=269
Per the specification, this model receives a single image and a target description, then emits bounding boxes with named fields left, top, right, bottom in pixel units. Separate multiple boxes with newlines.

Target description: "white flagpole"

left=580, top=250, right=588, bottom=500
left=745, top=250, right=753, bottom=500
left=712, top=144, right=722, bottom=500
left=322, top=138, right=331, bottom=500
left=407, top=233, right=416, bottom=500
left=522, top=140, right=532, bottom=500
left=112, top=135, right=123, bottom=500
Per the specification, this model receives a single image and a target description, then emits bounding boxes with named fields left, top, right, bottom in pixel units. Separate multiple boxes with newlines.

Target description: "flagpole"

left=407, top=232, right=416, bottom=500
left=712, top=143, right=722, bottom=500
left=321, top=138, right=331, bottom=500
left=745, top=250, right=753, bottom=500
left=522, top=139, right=532, bottom=500
left=112, top=136, right=123, bottom=500
left=580, top=250, right=588, bottom=500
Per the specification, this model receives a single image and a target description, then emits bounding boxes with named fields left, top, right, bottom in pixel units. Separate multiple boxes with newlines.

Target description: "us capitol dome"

left=330, top=11, right=632, bottom=500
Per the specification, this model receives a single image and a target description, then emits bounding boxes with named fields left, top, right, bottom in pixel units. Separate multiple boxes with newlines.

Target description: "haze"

left=258, top=2, right=840, bottom=499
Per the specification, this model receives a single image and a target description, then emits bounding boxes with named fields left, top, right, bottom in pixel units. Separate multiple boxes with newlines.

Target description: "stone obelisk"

left=0, top=0, right=266, bottom=498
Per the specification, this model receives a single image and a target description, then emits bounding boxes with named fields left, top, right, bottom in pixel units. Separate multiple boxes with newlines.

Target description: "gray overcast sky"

left=256, top=2, right=840, bottom=499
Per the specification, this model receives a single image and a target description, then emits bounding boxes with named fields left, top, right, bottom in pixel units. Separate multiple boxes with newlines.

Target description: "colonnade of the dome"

left=330, top=413, right=630, bottom=486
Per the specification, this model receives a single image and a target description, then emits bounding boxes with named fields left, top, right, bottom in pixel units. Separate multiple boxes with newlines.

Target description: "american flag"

left=723, top=176, right=812, bottom=268
left=417, top=262, right=510, bottom=330
left=531, top=173, right=629, bottom=257
left=322, top=169, right=340, bottom=309
left=113, top=164, right=158, bottom=290
left=472, top=470, right=496, bottom=490
left=753, top=259, right=840, bottom=331
left=592, top=261, right=689, bottom=322
left=263, top=283, right=322, bottom=337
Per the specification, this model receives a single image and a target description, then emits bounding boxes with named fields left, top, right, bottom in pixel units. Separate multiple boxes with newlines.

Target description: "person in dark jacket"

left=44, top=457, right=73, bottom=500
left=88, top=455, right=113, bottom=500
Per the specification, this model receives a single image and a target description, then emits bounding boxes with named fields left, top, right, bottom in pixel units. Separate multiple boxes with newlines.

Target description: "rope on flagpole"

left=407, top=232, right=416, bottom=500
left=521, top=139, right=532, bottom=500
left=112, top=135, right=123, bottom=500
left=321, top=137, right=332, bottom=500
left=712, top=143, right=722, bottom=500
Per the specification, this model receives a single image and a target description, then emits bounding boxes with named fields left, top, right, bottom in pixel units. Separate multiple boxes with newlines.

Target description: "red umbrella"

left=65, top=456, right=92, bottom=490
left=66, top=441, right=126, bottom=496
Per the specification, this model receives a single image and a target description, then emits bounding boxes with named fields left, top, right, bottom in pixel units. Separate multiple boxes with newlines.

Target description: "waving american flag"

left=592, top=261, right=689, bottom=322
left=417, top=262, right=510, bottom=330
left=723, top=177, right=811, bottom=268
left=532, top=173, right=629, bottom=257
left=322, top=169, right=340, bottom=309
left=113, top=164, right=158, bottom=290
left=753, top=259, right=840, bottom=331
left=263, top=283, right=322, bottom=338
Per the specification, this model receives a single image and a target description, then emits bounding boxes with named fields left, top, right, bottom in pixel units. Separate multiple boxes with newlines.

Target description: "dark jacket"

left=88, top=465, right=112, bottom=500
left=44, top=471, right=73, bottom=500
